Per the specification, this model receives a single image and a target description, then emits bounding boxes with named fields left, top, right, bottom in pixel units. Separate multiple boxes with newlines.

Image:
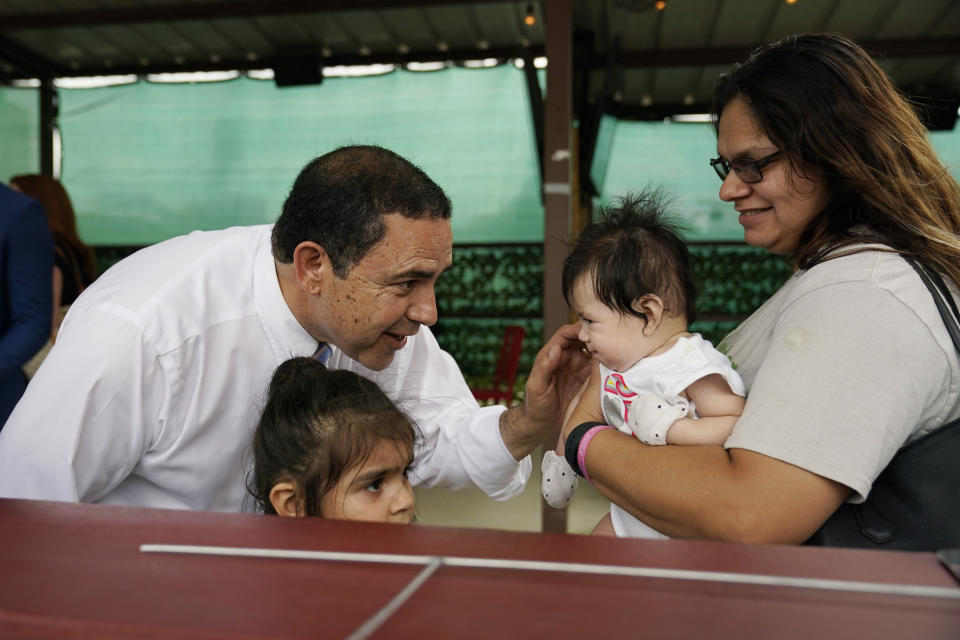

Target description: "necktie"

left=314, top=342, right=331, bottom=365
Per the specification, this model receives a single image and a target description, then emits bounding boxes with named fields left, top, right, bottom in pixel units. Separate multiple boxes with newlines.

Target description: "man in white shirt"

left=0, top=145, right=584, bottom=511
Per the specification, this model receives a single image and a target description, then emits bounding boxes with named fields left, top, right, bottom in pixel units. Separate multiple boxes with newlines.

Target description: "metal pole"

left=39, top=78, right=58, bottom=176
left=541, top=0, right=573, bottom=535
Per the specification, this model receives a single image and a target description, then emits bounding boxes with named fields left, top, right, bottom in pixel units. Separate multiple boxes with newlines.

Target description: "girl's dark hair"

left=562, top=189, right=697, bottom=324
left=711, top=33, right=960, bottom=281
left=248, top=357, right=416, bottom=516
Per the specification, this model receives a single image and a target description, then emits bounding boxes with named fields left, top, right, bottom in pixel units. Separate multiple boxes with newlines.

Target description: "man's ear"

left=632, top=294, right=665, bottom=335
left=292, top=241, right=330, bottom=295
left=269, top=481, right=303, bottom=517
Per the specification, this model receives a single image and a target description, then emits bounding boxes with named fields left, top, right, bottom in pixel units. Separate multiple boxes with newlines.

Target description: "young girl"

left=248, top=356, right=416, bottom=523
left=541, top=191, right=745, bottom=538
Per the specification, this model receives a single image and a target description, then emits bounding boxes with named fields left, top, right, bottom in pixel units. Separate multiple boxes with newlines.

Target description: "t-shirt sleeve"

left=724, top=281, right=950, bottom=501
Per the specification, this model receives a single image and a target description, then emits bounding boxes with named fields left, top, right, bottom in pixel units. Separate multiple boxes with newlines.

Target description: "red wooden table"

left=1, top=498, right=958, bottom=638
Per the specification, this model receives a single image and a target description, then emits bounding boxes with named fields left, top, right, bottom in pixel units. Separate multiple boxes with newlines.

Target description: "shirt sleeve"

left=0, top=200, right=53, bottom=376
left=362, top=328, right=531, bottom=500
left=0, top=306, right=169, bottom=502
left=724, top=280, right=950, bottom=501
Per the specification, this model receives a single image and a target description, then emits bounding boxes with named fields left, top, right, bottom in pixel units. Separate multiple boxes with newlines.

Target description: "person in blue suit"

left=0, top=183, right=53, bottom=428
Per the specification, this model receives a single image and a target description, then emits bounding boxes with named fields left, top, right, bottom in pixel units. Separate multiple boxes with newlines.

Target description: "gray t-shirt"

left=720, top=248, right=960, bottom=502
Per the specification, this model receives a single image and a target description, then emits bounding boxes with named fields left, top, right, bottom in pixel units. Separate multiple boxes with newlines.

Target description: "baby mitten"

left=541, top=450, right=578, bottom=509
left=627, top=394, right=689, bottom=445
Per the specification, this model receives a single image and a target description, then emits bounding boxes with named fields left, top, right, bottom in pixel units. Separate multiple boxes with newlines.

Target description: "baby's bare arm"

left=667, top=374, right=744, bottom=446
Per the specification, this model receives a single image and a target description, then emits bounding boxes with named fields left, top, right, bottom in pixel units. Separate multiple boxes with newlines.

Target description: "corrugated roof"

left=1, top=0, right=957, bottom=119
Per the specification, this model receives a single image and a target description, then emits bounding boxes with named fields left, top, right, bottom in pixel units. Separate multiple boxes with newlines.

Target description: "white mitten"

left=627, top=394, right=689, bottom=445
left=541, top=450, right=578, bottom=509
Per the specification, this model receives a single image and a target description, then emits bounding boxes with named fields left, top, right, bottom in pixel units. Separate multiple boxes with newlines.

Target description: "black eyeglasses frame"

left=709, top=150, right=783, bottom=183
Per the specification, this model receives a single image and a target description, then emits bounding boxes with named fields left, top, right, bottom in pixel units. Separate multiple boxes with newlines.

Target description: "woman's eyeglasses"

left=709, top=150, right=783, bottom=183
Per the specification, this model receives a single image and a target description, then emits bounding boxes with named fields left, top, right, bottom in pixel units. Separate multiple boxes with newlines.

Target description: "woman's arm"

left=558, top=374, right=846, bottom=543
left=583, top=433, right=850, bottom=543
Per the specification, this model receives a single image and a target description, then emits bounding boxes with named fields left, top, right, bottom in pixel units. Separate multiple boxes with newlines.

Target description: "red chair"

left=471, top=325, right=526, bottom=406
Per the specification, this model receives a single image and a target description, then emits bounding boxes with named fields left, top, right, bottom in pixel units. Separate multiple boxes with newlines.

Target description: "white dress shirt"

left=0, top=225, right=530, bottom=511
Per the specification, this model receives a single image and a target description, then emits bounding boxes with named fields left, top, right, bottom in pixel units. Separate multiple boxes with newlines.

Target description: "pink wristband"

left=577, top=425, right=614, bottom=484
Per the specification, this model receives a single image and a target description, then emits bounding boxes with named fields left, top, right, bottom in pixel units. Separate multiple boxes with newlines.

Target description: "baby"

left=542, top=191, right=745, bottom=538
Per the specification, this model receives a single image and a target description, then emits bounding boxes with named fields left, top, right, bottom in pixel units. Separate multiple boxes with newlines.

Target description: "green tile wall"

left=93, top=242, right=791, bottom=384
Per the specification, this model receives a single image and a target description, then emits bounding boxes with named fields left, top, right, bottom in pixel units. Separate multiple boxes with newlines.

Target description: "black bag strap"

left=897, top=256, right=960, bottom=447
left=806, top=257, right=960, bottom=550
left=905, top=257, right=960, bottom=355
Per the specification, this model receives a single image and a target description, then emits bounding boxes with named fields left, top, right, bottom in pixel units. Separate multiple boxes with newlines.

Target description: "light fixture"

left=406, top=61, right=448, bottom=72
left=148, top=71, right=240, bottom=84
left=54, top=74, right=138, bottom=89
left=524, top=3, right=536, bottom=26
left=786, top=0, right=798, bottom=4
left=669, top=113, right=713, bottom=123
left=654, top=0, right=667, bottom=10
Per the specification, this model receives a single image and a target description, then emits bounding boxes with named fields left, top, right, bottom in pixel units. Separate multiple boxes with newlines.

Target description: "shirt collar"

left=253, top=226, right=318, bottom=362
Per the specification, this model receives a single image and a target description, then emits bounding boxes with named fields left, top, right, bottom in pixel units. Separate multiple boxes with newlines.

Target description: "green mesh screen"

left=596, top=119, right=743, bottom=240
left=930, top=127, right=960, bottom=176
left=19, top=71, right=960, bottom=247
left=57, top=67, right=543, bottom=246
left=0, top=85, right=40, bottom=181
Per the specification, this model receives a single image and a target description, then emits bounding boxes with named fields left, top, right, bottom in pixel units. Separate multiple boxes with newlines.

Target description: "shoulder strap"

left=904, top=257, right=960, bottom=356
left=806, top=257, right=960, bottom=550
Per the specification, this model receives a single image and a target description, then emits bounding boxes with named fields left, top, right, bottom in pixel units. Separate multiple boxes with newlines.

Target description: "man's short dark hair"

left=272, top=145, right=452, bottom=277
left=561, top=189, right=698, bottom=324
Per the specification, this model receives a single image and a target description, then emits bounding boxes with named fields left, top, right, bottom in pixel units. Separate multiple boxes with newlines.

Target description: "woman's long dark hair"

left=9, top=174, right=97, bottom=285
left=712, top=33, right=960, bottom=283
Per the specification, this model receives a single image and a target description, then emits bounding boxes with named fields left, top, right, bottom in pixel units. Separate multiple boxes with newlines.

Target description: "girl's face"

left=716, top=96, right=831, bottom=254
left=320, top=439, right=415, bottom=524
left=571, top=274, right=654, bottom=372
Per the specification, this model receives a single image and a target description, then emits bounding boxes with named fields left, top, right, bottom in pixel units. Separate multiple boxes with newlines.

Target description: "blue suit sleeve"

left=0, top=200, right=54, bottom=375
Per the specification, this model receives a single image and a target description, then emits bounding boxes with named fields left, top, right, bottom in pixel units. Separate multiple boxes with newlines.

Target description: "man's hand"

left=499, top=323, right=591, bottom=459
